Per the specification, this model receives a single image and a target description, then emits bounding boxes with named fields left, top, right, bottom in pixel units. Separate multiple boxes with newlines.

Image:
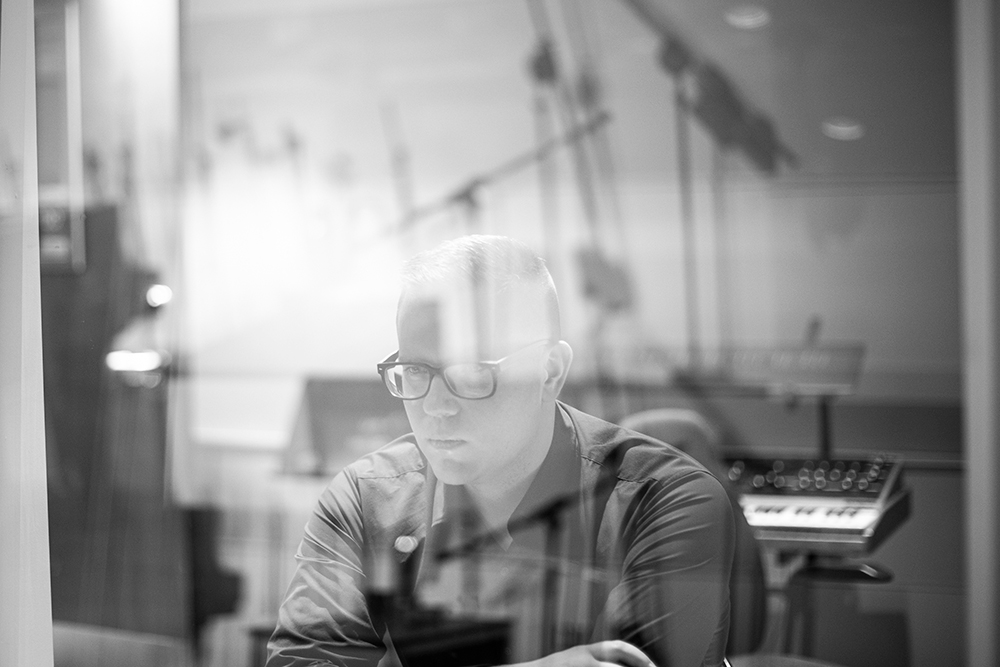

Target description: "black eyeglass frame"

left=376, top=338, right=555, bottom=400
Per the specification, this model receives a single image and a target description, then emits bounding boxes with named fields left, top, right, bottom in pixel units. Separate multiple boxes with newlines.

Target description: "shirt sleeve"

left=598, top=470, right=735, bottom=667
left=267, top=468, right=387, bottom=667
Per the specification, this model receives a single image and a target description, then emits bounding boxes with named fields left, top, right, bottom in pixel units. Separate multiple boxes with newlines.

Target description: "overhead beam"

left=617, top=0, right=794, bottom=175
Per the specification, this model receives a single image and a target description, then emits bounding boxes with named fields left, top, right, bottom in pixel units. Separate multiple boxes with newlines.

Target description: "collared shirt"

left=268, top=402, right=734, bottom=667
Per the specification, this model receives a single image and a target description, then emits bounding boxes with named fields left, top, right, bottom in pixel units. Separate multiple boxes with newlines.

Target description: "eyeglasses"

left=377, top=339, right=554, bottom=400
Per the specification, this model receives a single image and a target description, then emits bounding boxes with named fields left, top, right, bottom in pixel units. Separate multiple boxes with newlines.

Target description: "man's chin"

left=424, top=453, right=474, bottom=486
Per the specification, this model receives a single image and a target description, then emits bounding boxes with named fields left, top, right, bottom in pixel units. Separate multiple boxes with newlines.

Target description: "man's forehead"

left=397, top=282, right=547, bottom=359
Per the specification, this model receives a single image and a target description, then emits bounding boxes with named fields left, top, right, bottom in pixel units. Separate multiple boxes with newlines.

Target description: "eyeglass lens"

left=384, top=363, right=495, bottom=399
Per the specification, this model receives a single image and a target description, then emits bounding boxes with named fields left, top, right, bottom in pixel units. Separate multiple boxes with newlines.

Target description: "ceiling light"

left=821, top=117, right=865, bottom=141
left=725, top=5, right=771, bottom=30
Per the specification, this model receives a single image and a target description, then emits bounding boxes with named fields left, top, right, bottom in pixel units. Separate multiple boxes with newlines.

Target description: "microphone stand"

left=398, top=112, right=611, bottom=234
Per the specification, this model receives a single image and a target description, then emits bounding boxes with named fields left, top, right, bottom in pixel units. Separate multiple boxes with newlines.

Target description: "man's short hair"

left=400, top=235, right=561, bottom=340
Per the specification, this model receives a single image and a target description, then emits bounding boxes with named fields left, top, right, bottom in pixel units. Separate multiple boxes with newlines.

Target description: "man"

left=268, top=235, right=734, bottom=667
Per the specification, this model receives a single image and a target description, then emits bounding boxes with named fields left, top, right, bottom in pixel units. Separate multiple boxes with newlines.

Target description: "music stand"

left=676, top=343, right=866, bottom=459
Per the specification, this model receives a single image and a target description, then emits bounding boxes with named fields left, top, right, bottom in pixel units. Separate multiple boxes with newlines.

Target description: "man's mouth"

left=425, top=438, right=466, bottom=450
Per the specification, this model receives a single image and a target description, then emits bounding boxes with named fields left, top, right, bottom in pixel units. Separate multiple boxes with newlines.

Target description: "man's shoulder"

left=343, top=433, right=426, bottom=481
left=559, top=402, right=716, bottom=486
left=316, top=435, right=428, bottom=550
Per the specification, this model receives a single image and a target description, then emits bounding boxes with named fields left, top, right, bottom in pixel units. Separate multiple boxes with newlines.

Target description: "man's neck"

left=465, top=405, right=556, bottom=534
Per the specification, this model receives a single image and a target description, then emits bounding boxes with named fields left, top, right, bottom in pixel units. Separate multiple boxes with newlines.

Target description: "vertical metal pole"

left=674, top=82, right=701, bottom=369
left=817, top=396, right=833, bottom=461
left=711, top=147, right=732, bottom=349
left=541, top=513, right=562, bottom=655
left=64, top=0, right=86, bottom=271
left=959, top=0, right=1000, bottom=664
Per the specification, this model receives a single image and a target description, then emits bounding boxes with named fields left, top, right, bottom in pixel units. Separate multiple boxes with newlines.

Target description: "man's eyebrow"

left=396, top=351, right=442, bottom=365
left=401, top=353, right=484, bottom=366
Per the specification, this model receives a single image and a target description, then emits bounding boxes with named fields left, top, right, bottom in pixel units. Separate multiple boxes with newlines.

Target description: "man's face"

left=395, top=283, right=555, bottom=488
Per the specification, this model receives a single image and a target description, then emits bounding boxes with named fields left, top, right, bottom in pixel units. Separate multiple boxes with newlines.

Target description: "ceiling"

left=184, top=0, right=957, bottom=189
left=621, top=0, right=956, bottom=185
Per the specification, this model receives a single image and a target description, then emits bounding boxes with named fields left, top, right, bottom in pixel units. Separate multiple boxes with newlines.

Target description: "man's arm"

left=267, top=469, right=386, bottom=667
left=513, top=640, right=656, bottom=667
left=600, top=471, right=735, bottom=667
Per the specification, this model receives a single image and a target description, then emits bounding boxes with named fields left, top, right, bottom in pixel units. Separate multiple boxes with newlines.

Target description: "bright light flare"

left=105, top=349, right=167, bottom=372
left=146, top=284, right=173, bottom=308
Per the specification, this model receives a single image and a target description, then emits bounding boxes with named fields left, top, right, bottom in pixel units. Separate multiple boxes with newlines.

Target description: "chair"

left=619, top=408, right=850, bottom=667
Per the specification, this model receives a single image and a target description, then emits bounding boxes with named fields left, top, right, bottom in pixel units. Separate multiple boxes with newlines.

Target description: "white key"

left=742, top=502, right=879, bottom=531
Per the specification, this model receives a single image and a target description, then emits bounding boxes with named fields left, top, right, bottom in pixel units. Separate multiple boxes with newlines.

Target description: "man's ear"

left=542, top=341, right=573, bottom=398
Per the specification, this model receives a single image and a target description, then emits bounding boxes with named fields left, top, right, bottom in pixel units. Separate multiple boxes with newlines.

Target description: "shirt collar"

left=431, top=403, right=579, bottom=549
left=508, top=403, right=580, bottom=532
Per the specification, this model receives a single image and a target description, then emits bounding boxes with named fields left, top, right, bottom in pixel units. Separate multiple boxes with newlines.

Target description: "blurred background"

left=3, top=0, right=990, bottom=665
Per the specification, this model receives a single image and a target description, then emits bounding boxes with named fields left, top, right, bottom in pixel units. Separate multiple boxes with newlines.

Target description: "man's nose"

left=421, top=374, right=459, bottom=416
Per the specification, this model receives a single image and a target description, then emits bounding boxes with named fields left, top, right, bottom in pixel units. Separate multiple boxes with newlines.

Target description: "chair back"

left=619, top=409, right=767, bottom=655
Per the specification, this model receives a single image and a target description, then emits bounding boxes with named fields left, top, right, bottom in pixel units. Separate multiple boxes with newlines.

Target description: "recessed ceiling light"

left=822, top=117, right=865, bottom=141
left=725, top=5, right=771, bottom=30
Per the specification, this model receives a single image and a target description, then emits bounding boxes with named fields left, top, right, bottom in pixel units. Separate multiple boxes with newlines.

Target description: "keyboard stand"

left=757, top=547, right=896, bottom=656
left=757, top=550, right=807, bottom=653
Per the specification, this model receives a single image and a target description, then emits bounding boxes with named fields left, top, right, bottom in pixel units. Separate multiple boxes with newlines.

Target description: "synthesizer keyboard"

left=723, top=455, right=910, bottom=555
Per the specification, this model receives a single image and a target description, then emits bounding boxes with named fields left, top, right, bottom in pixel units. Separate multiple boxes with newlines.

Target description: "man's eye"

left=402, top=365, right=427, bottom=377
left=447, top=364, right=491, bottom=383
